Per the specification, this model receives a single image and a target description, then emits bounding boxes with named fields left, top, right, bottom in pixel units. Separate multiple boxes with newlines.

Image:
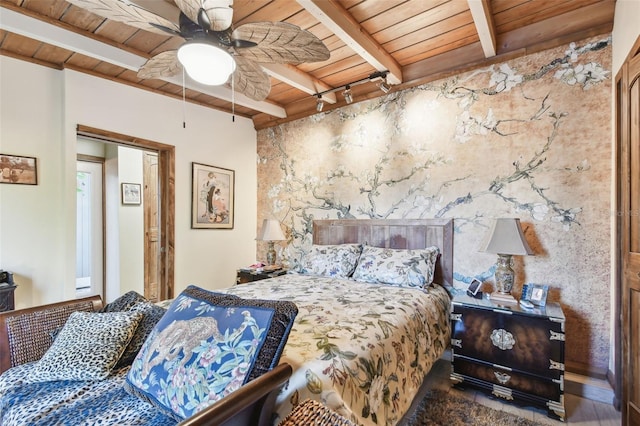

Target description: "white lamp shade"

left=258, top=219, right=286, bottom=241
left=480, top=218, right=533, bottom=255
left=177, top=42, right=235, bottom=86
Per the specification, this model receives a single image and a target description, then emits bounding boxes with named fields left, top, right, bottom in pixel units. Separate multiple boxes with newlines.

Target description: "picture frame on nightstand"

left=521, top=283, right=549, bottom=307
left=466, top=278, right=483, bottom=298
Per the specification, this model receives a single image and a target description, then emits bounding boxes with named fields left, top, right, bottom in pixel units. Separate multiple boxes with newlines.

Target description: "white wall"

left=0, top=56, right=258, bottom=308
left=117, top=146, right=144, bottom=296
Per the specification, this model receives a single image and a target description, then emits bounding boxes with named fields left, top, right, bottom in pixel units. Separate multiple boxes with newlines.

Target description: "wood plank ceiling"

left=0, top=0, right=615, bottom=130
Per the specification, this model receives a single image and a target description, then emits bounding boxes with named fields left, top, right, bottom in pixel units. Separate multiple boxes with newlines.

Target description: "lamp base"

left=266, top=241, right=277, bottom=266
left=489, top=292, right=518, bottom=305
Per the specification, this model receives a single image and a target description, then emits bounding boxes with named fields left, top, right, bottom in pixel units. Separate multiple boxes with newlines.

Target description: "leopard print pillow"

left=27, top=311, right=142, bottom=382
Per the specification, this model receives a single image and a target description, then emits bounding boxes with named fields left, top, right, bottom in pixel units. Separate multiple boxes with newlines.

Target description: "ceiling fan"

left=67, top=0, right=330, bottom=101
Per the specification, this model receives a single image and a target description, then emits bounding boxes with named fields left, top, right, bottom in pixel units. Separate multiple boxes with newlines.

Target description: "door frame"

left=77, top=124, right=175, bottom=300
left=615, top=35, right=640, bottom=424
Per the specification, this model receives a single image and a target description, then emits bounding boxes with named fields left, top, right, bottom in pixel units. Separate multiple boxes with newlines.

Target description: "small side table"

left=450, top=292, right=565, bottom=421
left=236, top=269, right=287, bottom=285
left=0, top=284, right=17, bottom=312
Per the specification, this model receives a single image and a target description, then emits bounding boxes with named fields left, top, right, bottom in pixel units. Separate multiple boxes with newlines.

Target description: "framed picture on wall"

left=192, top=162, right=235, bottom=229
left=0, top=154, right=37, bottom=185
left=121, top=183, right=141, bottom=205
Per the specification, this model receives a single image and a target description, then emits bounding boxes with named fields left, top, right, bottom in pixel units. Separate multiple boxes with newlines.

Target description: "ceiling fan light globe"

left=177, top=42, right=235, bottom=86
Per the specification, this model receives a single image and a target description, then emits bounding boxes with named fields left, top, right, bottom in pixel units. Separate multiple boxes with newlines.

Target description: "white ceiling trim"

left=297, top=0, right=403, bottom=85
left=0, top=6, right=287, bottom=118
left=468, top=0, right=497, bottom=58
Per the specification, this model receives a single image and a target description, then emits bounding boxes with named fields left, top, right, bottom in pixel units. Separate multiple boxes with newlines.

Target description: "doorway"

left=76, top=125, right=175, bottom=302
left=76, top=158, right=104, bottom=299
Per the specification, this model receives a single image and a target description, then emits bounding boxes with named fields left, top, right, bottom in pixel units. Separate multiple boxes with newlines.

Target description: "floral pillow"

left=352, top=245, right=440, bottom=288
left=298, top=243, right=362, bottom=278
left=124, top=285, right=298, bottom=421
left=26, top=310, right=142, bottom=382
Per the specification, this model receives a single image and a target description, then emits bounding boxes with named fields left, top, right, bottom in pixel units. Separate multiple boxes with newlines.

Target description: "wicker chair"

left=278, top=399, right=356, bottom=426
left=0, top=295, right=293, bottom=426
left=0, top=295, right=103, bottom=373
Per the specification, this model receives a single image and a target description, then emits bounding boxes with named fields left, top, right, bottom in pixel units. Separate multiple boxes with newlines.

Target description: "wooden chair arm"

left=179, top=363, right=293, bottom=426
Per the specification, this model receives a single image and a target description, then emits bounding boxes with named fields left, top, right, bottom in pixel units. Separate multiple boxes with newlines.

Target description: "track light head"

left=343, top=86, right=353, bottom=104
left=316, top=95, right=324, bottom=112
left=378, top=81, right=390, bottom=93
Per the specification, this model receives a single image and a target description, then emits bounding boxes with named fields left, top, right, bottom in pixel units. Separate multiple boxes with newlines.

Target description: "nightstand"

left=236, top=269, right=287, bottom=285
left=450, top=292, right=565, bottom=421
left=0, top=284, right=17, bottom=312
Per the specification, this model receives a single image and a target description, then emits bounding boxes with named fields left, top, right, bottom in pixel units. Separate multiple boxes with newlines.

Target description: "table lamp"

left=480, top=218, right=533, bottom=304
left=258, top=219, right=286, bottom=266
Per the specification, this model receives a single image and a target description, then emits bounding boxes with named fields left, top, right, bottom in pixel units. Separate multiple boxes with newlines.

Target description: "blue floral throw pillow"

left=124, top=285, right=298, bottom=421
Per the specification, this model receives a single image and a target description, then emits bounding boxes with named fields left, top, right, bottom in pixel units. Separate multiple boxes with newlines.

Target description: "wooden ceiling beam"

left=0, top=4, right=287, bottom=118
left=296, top=0, right=403, bottom=85
left=497, top=1, right=614, bottom=54
left=467, top=0, right=496, bottom=58
left=262, top=63, right=337, bottom=103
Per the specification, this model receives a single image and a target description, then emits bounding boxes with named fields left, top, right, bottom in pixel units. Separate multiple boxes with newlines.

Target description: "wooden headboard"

left=313, top=219, right=454, bottom=287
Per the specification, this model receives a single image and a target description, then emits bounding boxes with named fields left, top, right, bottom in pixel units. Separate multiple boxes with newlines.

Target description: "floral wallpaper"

left=257, top=36, right=612, bottom=372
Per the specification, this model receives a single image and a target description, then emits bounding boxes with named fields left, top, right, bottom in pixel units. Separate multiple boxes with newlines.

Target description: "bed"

left=224, top=218, right=454, bottom=426
left=0, top=218, right=452, bottom=426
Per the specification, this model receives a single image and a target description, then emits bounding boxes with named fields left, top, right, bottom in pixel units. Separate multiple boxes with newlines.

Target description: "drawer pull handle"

left=494, top=371, right=511, bottom=384
left=492, top=384, right=513, bottom=400
left=550, top=330, right=565, bottom=341
left=550, top=360, right=565, bottom=371
left=490, top=328, right=515, bottom=350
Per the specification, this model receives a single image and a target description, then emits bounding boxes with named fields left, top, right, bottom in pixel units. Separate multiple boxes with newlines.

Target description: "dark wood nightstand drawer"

left=450, top=293, right=565, bottom=421
left=452, top=304, right=564, bottom=379
left=452, top=355, right=562, bottom=402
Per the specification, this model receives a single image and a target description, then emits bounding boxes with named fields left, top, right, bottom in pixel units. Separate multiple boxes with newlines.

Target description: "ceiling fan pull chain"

left=182, top=67, right=187, bottom=128
left=231, top=72, right=235, bottom=123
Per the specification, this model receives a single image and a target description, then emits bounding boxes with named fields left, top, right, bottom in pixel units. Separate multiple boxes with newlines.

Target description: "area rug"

left=404, top=389, right=546, bottom=426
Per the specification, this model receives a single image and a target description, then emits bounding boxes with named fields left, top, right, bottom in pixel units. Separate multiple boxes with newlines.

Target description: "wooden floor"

left=425, top=358, right=622, bottom=425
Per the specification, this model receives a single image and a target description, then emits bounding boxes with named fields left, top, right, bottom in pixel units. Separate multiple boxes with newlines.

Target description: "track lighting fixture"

left=343, top=86, right=353, bottom=104
left=312, top=70, right=390, bottom=110
left=378, top=81, right=391, bottom=93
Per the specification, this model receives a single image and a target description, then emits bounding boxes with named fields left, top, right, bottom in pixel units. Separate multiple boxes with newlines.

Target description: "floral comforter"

left=224, top=274, right=451, bottom=426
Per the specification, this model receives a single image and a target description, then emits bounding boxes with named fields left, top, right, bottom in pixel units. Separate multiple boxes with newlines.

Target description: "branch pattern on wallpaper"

left=257, top=34, right=613, bottom=372
left=261, top=36, right=610, bottom=251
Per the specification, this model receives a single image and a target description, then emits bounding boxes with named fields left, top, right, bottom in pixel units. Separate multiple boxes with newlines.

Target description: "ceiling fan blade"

left=232, top=22, right=330, bottom=64
left=66, top=0, right=180, bottom=36
left=231, top=56, right=271, bottom=101
left=174, top=0, right=234, bottom=32
left=137, top=50, right=181, bottom=79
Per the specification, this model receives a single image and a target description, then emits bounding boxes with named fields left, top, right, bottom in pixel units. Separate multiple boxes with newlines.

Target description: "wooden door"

left=619, top=36, right=640, bottom=426
left=143, top=152, right=160, bottom=302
